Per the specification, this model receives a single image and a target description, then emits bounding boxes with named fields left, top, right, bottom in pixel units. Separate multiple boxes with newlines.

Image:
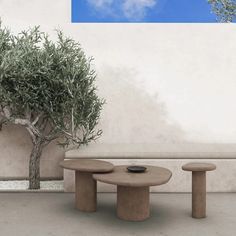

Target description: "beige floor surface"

left=0, top=193, right=235, bottom=236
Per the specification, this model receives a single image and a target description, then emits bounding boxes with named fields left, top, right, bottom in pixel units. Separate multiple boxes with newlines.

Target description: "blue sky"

left=72, top=0, right=219, bottom=23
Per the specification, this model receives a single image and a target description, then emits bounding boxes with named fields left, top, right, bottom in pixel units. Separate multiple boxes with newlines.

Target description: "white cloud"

left=122, top=0, right=156, bottom=20
left=87, top=0, right=157, bottom=20
left=87, top=0, right=113, bottom=9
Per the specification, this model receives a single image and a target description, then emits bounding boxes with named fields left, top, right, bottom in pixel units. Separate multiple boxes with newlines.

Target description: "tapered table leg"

left=117, top=186, right=150, bottom=221
left=75, top=171, right=97, bottom=212
left=192, top=171, right=206, bottom=218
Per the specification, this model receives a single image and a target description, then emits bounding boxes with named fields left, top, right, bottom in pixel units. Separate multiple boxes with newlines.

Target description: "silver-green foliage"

left=0, top=23, right=104, bottom=147
left=208, top=0, right=236, bottom=22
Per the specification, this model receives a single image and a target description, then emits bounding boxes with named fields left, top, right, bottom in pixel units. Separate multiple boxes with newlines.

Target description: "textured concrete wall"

left=64, top=144, right=236, bottom=192
left=0, top=0, right=235, bottom=180
left=64, top=159, right=236, bottom=193
left=0, top=125, right=64, bottom=179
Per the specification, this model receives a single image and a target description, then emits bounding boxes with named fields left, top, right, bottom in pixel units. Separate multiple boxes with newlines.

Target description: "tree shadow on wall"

left=96, top=66, right=186, bottom=144
left=0, top=124, right=64, bottom=179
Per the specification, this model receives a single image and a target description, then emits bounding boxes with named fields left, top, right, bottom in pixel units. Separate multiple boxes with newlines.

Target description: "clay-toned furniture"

left=93, top=165, right=172, bottom=221
left=60, top=159, right=113, bottom=212
left=182, top=162, right=216, bottom=219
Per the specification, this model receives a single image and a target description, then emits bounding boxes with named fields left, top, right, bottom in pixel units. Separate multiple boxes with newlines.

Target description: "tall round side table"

left=60, top=159, right=114, bottom=212
left=182, top=162, right=216, bottom=218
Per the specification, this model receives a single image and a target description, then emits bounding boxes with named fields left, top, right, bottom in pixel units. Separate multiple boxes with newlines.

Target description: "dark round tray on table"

left=127, top=166, right=147, bottom=173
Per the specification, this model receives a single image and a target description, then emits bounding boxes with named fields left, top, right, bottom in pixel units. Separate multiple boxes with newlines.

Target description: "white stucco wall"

left=0, top=0, right=235, bottom=179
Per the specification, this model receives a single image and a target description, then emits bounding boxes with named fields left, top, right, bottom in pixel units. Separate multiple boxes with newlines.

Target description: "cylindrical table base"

left=117, top=186, right=150, bottom=221
left=192, top=171, right=206, bottom=218
left=75, top=171, right=97, bottom=212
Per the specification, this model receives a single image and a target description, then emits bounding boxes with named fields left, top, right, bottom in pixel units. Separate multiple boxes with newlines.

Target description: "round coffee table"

left=60, top=159, right=114, bottom=212
left=93, top=165, right=172, bottom=221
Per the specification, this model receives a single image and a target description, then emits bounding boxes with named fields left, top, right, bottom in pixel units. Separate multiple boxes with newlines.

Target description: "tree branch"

left=26, top=127, right=37, bottom=144
left=32, top=113, right=43, bottom=126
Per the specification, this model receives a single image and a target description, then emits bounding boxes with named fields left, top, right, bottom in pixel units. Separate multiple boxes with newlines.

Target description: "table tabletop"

left=60, top=159, right=114, bottom=173
left=182, top=162, right=216, bottom=172
left=93, top=165, right=172, bottom=187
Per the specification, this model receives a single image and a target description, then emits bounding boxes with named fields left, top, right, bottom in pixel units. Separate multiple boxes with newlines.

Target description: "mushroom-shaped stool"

left=182, top=162, right=216, bottom=219
left=60, top=159, right=114, bottom=212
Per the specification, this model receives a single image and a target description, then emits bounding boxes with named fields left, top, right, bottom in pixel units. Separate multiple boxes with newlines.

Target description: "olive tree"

left=208, top=0, right=236, bottom=22
left=0, top=23, right=104, bottom=189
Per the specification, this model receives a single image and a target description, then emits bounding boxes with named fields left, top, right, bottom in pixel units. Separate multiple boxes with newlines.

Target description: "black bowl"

left=127, top=166, right=147, bottom=173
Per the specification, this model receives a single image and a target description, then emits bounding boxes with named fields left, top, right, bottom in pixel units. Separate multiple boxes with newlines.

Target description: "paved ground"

left=0, top=193, right=235, bottom=236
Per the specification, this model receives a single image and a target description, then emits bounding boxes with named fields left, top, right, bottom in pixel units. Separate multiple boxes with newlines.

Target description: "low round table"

left=60, top=159, right=114, bottom=212
left=93, top=165, right=172, bottom=221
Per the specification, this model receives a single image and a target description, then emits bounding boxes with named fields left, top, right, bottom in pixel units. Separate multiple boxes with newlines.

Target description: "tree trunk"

left=29, top=140, right=43, bottom=189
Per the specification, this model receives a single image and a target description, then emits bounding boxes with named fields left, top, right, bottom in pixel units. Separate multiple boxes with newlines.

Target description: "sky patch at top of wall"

left=72, top=0, right=222, bottom=23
